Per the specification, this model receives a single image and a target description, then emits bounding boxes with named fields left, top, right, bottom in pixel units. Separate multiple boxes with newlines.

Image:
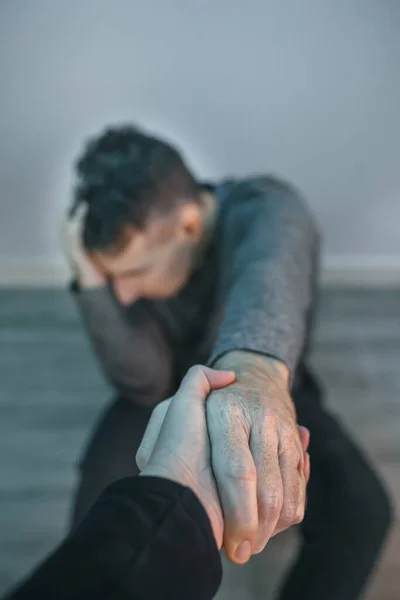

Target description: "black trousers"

left=70, top=367, right=392, bottom=600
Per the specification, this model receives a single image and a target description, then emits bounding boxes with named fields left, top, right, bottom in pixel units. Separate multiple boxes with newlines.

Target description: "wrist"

left=213, top=351, right=290, bottom=388
left=140, top=463, right=195, bottom=493
left=213, top=351, right=295, bottom=419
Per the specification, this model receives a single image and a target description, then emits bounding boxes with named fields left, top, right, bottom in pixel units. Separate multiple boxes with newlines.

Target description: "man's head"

left=74, top=125, right=213, bottom=304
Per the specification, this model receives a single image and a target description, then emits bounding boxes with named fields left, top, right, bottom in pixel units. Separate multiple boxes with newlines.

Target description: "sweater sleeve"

left=209, top=176, right=320, bottom=379
left=72, top=283, right=174, bottom=406
left=4, top=476, right=222, bottom=600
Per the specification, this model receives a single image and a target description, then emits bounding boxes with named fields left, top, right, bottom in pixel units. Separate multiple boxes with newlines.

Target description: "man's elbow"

left=275, top=176, right=320, bottom=246
left=258, top=175, right=318, bottom=235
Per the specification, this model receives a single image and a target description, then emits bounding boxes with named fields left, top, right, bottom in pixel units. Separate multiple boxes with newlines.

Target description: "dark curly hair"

left=73, top=125, right=200, bottom=252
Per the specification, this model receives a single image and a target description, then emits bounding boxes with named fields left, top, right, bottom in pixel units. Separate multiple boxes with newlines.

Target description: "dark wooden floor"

left=0, top=288, right=399, bottom=599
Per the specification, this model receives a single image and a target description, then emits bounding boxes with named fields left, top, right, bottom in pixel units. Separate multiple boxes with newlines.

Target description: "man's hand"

left=61, top=204, right=106, bottom=288
left=136, top=366, right=236, bottom=549
left=207, top=351, right=310, bottom=564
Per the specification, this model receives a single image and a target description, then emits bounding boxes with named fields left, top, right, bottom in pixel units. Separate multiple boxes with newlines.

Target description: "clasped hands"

left=137, top=354, right=310, bottom=565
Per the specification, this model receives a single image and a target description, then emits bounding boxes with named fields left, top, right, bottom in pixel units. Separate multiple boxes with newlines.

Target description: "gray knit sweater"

left=73, top=175, right=320, bottom=406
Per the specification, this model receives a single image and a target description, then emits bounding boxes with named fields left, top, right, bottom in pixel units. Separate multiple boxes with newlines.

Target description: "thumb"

left=137, top=367, right=235, bottom=471
left=176, top=365, right=236, bottom=406
left=298, top=425, right=310, bottom=453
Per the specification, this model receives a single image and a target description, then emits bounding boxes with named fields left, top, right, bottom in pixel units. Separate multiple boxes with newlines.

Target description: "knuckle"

left=188, top=364, right=203, bottom=378
left=294, top=506, right=305, bottom=524
left=239, top=520, right=258, bottom=540
left=259, top=490, right=283, bottom=521
left=186, top=365, right=208, bottom=388
left=280, top=495, right=305, bottom=525
left=281, top=426, right=298, bottom=445
left=261, top=408, right=278, bottom=427
left=223, top=459, right=257, bottom=483
left=280, top=430, right=301, bottom=456
left=185, top=365, right=210, bottom=394
left=280, top=504, right=298, bottom=525
left=227, top=508, right=258, bottom=539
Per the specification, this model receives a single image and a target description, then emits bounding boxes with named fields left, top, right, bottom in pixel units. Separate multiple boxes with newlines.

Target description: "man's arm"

left=62, top=205, right=174, bottom=407
left=205, top=176, right=318, bottom=562
left=73, top=283, right=174, bottom=406
left=209, top=175, right=320, bottom=378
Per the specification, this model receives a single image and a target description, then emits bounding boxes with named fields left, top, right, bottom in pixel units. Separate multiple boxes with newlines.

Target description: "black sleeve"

left=4, top=477, right=222, bottom=600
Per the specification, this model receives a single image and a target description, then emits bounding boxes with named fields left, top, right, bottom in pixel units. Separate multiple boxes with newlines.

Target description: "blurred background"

left=0, top=1, right=399, bottom=599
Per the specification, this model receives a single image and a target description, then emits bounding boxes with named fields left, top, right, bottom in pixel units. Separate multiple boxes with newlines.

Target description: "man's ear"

left=178, top=203, right=204, bottom=242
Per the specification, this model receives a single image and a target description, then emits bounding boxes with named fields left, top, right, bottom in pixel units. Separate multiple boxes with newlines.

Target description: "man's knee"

left=349, top=465, right=392, bottom=543
left=76, top=397, right=152, bottom=475
left=330, top=451, right=393, bottom=552
left=307, top=411, right=393, bottom=550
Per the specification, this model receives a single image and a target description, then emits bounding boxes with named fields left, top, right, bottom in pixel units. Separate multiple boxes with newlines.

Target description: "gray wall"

left=1, top=0, right=399, bottom=265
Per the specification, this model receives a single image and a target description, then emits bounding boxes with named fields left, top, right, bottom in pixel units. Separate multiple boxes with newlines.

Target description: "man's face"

left=90, top=205, right=203, bottom=305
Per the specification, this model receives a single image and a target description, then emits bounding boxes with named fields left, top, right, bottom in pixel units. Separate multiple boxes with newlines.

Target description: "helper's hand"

left=61, top=203, right=106, bottom=288
left=207, top=351, right=310, bottom=564
left=136, top=366, right=236, bottom=549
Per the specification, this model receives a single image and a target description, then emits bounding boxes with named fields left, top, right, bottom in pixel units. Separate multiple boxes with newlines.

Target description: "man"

left=64, top=125, right=391, bottom=599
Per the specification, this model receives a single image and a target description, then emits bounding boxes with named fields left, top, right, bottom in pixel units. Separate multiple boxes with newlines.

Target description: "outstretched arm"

left=206, top=176, right=318, bottom=562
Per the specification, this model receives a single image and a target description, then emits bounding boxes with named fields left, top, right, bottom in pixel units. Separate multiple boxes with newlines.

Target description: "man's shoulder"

left=215, top=174, right=298, bottom=205
left=216, top=174, right=314, bottom=226
left=213, top=174, right=318, bottom=251
left=214, top=175, right=296, bottom=232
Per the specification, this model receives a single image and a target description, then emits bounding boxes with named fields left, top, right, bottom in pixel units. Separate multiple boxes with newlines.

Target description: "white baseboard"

left=321, top=255, right=400, bottom=287
left=0, top=259, right=69, bottom=287
left=0, top=256, right=399, bottom=288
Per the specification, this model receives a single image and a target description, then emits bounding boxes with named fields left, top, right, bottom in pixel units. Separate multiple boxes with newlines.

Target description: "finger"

left=251, top=416, right=283, bottom=554
left=66, top=205, right=88, bottom=252
left=63, top=203, right=87, bottom=248
left=200, top=366, right=236, bottom=390
left=75, top=204, right=89, bottom=242
left=298, top=425, right=310, bottom=453
left=304, top=451, right=311, bottom=484
left=275, top=441, right=306, bottom=535
left=69, top=201, right=88, bottom=223
left=208, top=414, right=258, bottom=564
left=136, top=399, right=171, bottom=471
left=296, top=425, right=308, bottom=479
left=175, top=365, right=235, bottom=407
left=297, top=426, right=310, bottom=481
